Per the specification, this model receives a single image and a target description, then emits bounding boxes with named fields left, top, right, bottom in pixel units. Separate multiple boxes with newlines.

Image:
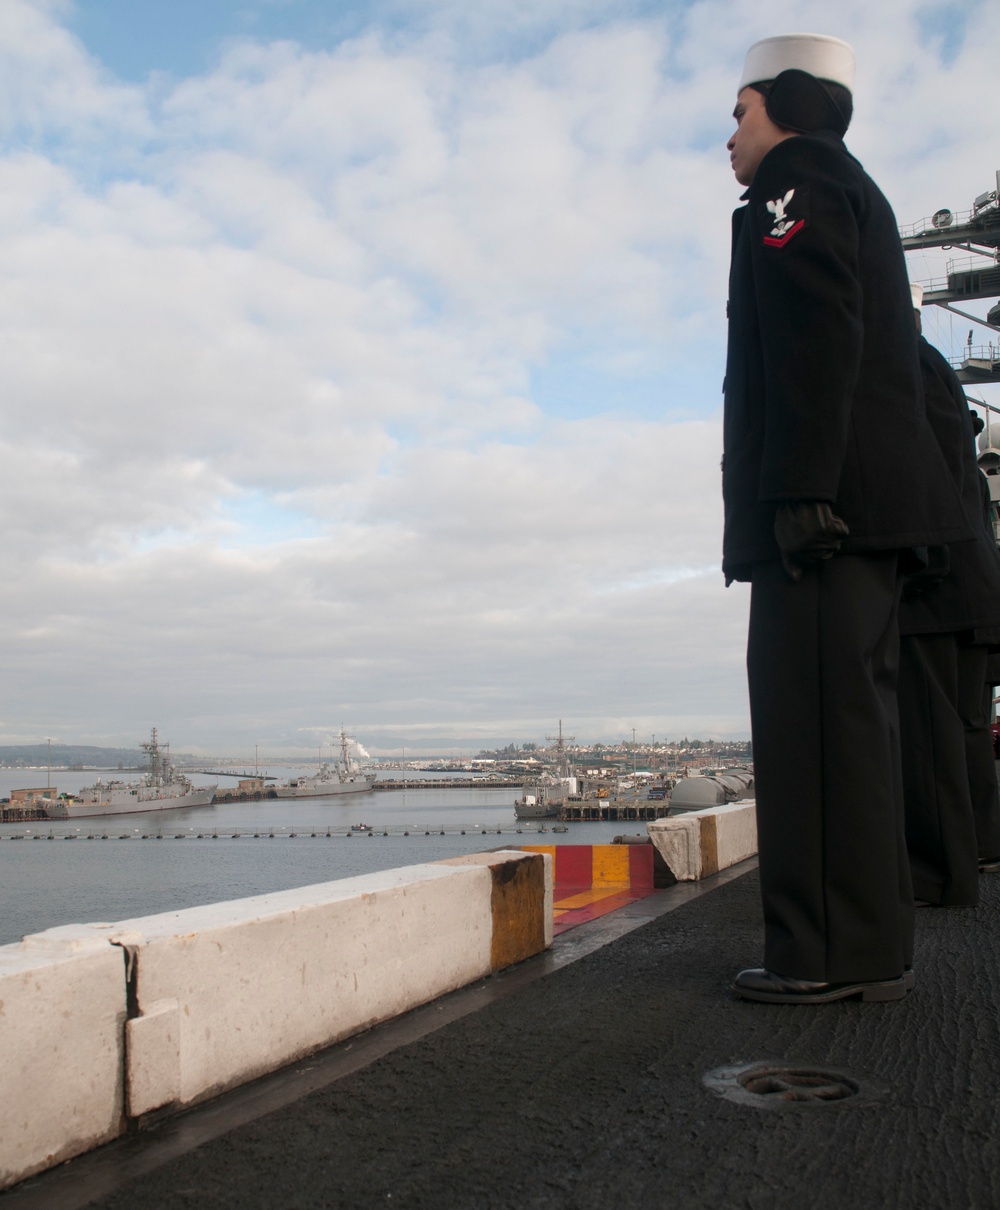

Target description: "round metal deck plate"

left=704, top=1062, right=887, bottom=1109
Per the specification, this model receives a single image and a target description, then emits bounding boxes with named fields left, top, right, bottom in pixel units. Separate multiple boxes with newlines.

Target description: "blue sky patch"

left=218, top=490, right=321, bottom=547
left=915, top=1, right=971, bottom=65
left=67, top=0, right=378, bottom=81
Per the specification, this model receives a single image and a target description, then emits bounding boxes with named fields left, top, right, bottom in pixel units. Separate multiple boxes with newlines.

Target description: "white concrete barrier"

left=646, top=802, right=758, bottom=880
left=0, top=934, right=126, bottom=1190
left=7, top=848, right=549, bottom=1159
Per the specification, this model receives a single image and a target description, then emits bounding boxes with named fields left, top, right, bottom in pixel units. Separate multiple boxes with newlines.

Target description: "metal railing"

left=947, top=344, right=1000, bottom=368
left=899, top=198, right=999, bottom=240
left=911, top=254, right=1000, bottom=296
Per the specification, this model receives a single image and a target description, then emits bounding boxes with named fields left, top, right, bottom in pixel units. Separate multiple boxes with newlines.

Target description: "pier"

left=0, top=807, right=47, bottom=824
left=207, top=777, right=525, bottom=803
left=559, top=800, right=670, bottom=822
left=372, top=777, right=524, bottom=791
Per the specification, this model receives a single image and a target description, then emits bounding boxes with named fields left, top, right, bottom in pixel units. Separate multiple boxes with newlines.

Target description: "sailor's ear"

left=765, top=69, right=850, bottom=136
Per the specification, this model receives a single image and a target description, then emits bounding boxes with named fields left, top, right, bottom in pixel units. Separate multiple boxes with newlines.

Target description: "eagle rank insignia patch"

left=762, top=188, right=805, bottom=247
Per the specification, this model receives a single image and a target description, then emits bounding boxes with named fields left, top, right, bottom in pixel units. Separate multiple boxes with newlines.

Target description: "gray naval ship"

left=46, top=728, right=217, bottom=819
left=514, top=721, right=576, bottom=819
left=274, top=729, right=376, bottom=799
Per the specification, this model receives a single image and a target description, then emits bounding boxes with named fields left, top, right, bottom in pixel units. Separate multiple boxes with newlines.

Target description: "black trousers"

left=959, top=645, right=1000, bottom=860
left=899, top=633, right=978, bottom=905
left=747, top=554, right=913, bottom=982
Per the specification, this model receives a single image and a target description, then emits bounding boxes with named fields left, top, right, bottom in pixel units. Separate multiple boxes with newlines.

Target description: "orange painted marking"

left=519, top=844, right=659, bottom=935
left=592, top=845, right=631, bottom=887
left=555, top=888, right=620, bottom=910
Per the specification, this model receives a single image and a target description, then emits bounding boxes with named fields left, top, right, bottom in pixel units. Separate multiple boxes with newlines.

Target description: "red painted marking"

left=555, top=845, right=594, bottom=888
left=519, top=845, right=660, bottom=935
left=628, top=844, right=655, bottom=889
left=552, top=890, right=651, bottom=935
left=763, top=219, right=805, bottom=248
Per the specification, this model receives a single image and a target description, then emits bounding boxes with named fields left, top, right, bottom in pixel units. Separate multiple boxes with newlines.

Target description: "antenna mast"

left=545, top=720, right=575, bottom=778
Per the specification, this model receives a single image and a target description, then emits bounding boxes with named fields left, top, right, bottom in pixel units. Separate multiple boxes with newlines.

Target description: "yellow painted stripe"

left=591, top=844, right=632, bottom=887
left=555, top=888, right=625, bottom=910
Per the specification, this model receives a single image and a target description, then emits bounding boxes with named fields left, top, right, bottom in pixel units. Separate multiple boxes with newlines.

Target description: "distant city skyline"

left=0, top=732, right=752, bottom=766
left=1, top=1, right=994, bottom=754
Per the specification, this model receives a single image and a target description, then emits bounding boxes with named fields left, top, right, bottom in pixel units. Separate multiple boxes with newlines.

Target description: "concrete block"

left=46, top=855, right=548, bottom=1114
left=647, top=802, right=757, bottom=880
left=438, top=849, right=553, bottom=962
left=0, top=935, right=126, bottom=1191
left=712, top=802, right=758, bottom=872
left=5, top=848, right=552, bottom=1179
left=646, top=815, right=701, bottom=880
left=126, top=997, right=181, bottom=1117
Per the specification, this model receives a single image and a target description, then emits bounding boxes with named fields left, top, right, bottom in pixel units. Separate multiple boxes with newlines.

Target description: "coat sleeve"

left=917, top=338, right=968, bottom=496
left=747, top=138, right=865, bottom=504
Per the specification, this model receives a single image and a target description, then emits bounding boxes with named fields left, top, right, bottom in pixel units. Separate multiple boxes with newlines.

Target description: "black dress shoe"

left=734, top=967, right=908, bottom=1004
left=979, top=856, right=1000, bottom=873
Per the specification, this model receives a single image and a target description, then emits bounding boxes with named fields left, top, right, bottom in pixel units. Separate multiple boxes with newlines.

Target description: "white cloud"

left=1, top=0, right=995, bottom=751
left=0, top=0, right=149, bottom=146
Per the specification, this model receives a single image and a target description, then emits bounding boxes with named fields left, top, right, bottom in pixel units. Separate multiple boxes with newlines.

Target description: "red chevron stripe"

left=763, top=219, right=805, bottom=248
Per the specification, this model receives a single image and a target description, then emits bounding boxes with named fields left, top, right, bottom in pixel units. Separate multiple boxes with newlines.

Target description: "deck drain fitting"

left=704, top=1062, right=886, bottom=1110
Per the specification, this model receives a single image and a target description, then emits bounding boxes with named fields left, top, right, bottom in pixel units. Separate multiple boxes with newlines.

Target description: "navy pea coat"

left=899, top=336, right=1000, bottom=637
left=722, top=131, right=970, bottom=582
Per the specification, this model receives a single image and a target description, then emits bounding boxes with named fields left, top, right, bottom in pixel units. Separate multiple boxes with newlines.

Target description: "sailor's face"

left=727, top=87, right=788, bottom=186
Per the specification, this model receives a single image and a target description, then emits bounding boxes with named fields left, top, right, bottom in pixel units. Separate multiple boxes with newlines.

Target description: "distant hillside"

left=0, top=744, right=146, bottom=768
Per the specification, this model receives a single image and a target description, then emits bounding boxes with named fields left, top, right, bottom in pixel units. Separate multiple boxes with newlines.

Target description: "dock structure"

left=371, top=778, right=523, bottom=791
left=559, top=799, right=671, bottom=822
left=209, top=778, right=526, bottom=803
left=0, top=806, right=48, bottom=823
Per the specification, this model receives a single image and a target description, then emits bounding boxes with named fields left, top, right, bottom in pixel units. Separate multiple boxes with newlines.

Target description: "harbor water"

left=0, top=769, right=648, bottom=946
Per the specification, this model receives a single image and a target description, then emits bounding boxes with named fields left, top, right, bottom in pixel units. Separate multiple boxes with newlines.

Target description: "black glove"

left=901, top=545, right=950, bottom=599
left=774, top=501, right=850, bottom=582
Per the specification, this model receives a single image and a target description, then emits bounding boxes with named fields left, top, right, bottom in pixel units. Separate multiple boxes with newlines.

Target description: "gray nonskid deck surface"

left=23, top=871, right=1000, bottom=1209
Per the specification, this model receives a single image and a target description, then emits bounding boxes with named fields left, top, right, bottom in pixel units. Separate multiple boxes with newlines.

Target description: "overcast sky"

left=1, top=0, right=994, bottom=757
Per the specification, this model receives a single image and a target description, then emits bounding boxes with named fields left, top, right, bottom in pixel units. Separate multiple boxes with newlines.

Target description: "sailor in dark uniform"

left=723, top=35, right=971, bottom=1003
left=899, top=287, right=1000, bottom=903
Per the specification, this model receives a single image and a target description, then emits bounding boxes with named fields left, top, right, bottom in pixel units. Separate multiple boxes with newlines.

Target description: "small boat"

left=350, top=822, right=373, bottom=832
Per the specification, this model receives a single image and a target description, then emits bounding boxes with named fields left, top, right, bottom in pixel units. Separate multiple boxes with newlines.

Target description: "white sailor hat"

left=739, top=34, right=855, bottom=94
left=910, top=283, right=925, bottom=309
